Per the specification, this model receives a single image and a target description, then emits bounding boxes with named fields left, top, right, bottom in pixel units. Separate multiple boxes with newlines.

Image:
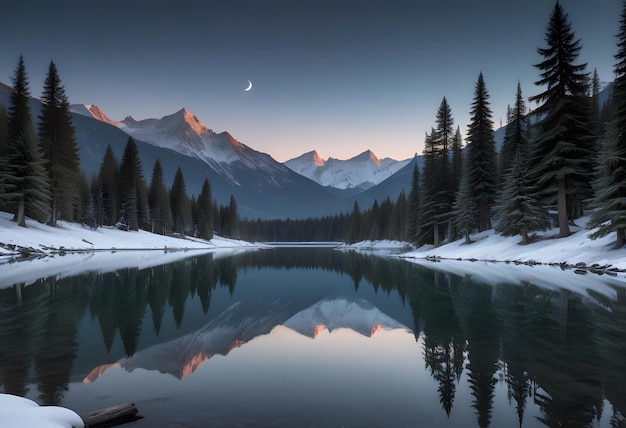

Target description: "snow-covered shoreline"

left=343, top=217, right=626, bottom=282
left=401, top=218, right=626, bottom=273
left=0, top=211, right=257, bottom=258
left=0, top=211, right=264, bottom=290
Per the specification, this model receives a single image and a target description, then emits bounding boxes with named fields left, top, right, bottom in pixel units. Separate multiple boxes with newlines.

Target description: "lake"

left=1, top=247, right=625, bottom=427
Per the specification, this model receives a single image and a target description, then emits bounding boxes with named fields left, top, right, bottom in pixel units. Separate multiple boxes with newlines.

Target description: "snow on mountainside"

left=70, top=104, right=301, bottom=185
left=284, top=296, right=408, bottom=338
left=285, top=150, right=411, bottom=190
left=70, top=104, right=119, bottom=127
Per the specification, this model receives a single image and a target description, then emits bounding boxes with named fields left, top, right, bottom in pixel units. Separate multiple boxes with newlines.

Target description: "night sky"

left=1, top=0, right=622, bottom=162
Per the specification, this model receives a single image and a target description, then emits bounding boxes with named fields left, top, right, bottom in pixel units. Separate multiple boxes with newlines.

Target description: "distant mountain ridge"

left=285, top=149, right=411, bottom=190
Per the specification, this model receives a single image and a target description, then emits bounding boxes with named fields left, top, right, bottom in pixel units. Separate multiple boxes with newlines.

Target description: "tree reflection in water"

left=0, top=248, right=625, bottom=427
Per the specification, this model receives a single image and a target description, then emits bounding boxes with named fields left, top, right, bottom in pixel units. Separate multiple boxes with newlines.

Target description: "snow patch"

left=0, top=394, right=84, bottom=428
left=285, top=150, right=411, bottom=190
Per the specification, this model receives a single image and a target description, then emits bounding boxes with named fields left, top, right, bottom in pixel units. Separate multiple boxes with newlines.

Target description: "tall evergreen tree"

left=196, top=178, right=214, bottom=240
left=493, top=150, right=548, bottom=244
left=466, top=72, right=498, bottom=231
left=587, top=1, right=626, bottom=248
left=148, top=158, right=172, bottom=235
left=407, top=161, right=420, bottom=244
left=529, top=1, right=591, bottom=237
left=1, top=126, right=51, bottom=226
left=499, top=82, right=528, bottom=179
left=7, top=55, right=31, bottom=144
left=0, top=106, right=8, bottom=158
left=346, top=200, right=361, bottom=244
left=97, top=145, right=120, bottom=226
left=451, top=126, right=463, bottom=195
left=453, top=157, right=477, bottom=244
left=590, top=68, right=603, bottom=143
left=38, top=61, right=80, bottom=225
left=169, top=166, right=191, bottom=235
left=494, top=83, right=548, bottom=244
left=119, top=137, right=149, bottom=231
left=0, top=107, right=9, bottom=211
left=1, top=56, right=51, bottom=226
left=433, top=97, right=455, bottom=241
left=417, top=130, right=438, bottom=245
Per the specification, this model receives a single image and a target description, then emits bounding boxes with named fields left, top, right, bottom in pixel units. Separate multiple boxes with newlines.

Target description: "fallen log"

left=80, top=403, right=141, bottom=427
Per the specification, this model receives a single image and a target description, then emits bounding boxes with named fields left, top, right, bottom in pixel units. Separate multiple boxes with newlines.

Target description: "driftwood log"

left=80, top=403, right=141, bottom=427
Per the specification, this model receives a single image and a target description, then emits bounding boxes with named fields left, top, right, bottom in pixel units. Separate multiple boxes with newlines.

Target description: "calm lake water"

left=1, top=247, right=625, bottom=427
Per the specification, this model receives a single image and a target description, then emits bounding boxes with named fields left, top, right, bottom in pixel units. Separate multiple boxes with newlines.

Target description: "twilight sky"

left=0, top=0, right=622, bottom=162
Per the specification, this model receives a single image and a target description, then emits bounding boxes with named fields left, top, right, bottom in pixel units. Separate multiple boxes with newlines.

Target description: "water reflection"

left=0, top=248, right=625, bottom=427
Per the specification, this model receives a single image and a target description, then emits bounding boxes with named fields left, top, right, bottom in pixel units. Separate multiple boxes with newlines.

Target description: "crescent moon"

left=245, top=80, right=253, bottom=91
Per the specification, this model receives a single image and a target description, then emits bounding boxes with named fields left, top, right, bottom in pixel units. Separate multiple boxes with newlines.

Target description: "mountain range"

left=84, top=294, right=410, bottom=382
left=2, top=80, right=536, bottom=219
left=284, top=150, right=411, bottom=191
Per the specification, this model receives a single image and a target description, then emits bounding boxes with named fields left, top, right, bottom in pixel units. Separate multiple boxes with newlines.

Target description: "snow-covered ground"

left=0, top=211, right=263, bottom=290
left=339, top=217, right=626, bottom=283
left=0, top=211, right=255, bottom=257
left=0, top=394, right=84, bottom=428
left=395, top=217, right=626, bottom=283
left=402, top=217, right=625, bottom=268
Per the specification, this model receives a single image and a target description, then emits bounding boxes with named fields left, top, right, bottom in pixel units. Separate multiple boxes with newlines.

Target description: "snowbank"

left=399, top=217, right=626, bottom=280
left=337, top=239, right=409, bottom=251
left=0, top=211, right=256, bottom=258
left=0, top=394, right=84, bottom=428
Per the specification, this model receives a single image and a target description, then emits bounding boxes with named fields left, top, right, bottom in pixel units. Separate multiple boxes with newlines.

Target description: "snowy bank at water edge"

left=0, top=394, right=84, bottom=428
left=337, top=240, right=410, bottom=251
left=0, top=211, right=257, bottom=259
left=399, top=216, right=626, bottom=279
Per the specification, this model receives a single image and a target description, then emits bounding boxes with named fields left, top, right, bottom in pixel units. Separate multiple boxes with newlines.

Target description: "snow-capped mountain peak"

left=70, top=104, right=119, bottom=127
left=285, top=149, right=411, bottom=190
left=312, top=150, right=326, bottom=167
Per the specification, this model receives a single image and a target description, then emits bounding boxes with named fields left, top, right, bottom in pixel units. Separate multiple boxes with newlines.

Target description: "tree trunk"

left=464, top=227, right=471, bottom=245
left=16, top=198, right=26, bottom=227
left=614, top=227, right=625, bottom=249
left=557, top=178, right=570, bottom=237
left=520, top=225, right=529, bottom=245
left=434, top=224, right=440, bottom=247
left=48, top=189, right=57, bottom=227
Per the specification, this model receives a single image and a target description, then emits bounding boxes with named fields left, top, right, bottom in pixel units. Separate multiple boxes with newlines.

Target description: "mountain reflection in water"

left=0, top=247, right=625, bottom=428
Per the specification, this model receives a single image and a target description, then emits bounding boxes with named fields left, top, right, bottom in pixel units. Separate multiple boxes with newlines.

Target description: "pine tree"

left=119, top=137, right=149, bottom=231
left=453, top=157, right=477, bottom=244
left=1, top=126, right=51, bottom=225
left=494, top=83, right=548, bottom=244
left=493, top=151, right=548, bottom=244
left=433, top=98, right=455, bottom=241
left=407, top=161, right=420, bottom=244
left=590, top=68, right=603, bottom=143
left=76, top=171, right=96, bottom=228
left=148, top=158, right=172, bottom=235
left=417, top=130, right=438, bottom=245
left=1, top=56, right=51, bottom=226
left=7, top=56, right=31, bottom=144
left=0, top=106, right=7, bottom=158
left=38, top=61, right=80, bottom=225
left=0, top=107, right=9, bottom=211
left=390, top=191, right=408, bottom=241
left=169, top=166, right=191, bottom=235
left=499, top=82, right=528, bottom=179
left=346, top=200, right=361, bottom=244
left=190, top=195, right=198, bottom=236
left=451, top=126, right=463, bottom=195
left=587, top=1, right=626, bottom=248
left=97, top=145, right=120, bottom=226
left=529, top=1, right=591, bottom=237
left=196, top=178, right=214, bottom=240
left=466, top=72, right=498, bottom=231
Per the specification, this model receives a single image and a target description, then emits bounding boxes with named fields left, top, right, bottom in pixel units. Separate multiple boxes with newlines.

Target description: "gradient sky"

left=0, top=0, right=622, bottom=162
